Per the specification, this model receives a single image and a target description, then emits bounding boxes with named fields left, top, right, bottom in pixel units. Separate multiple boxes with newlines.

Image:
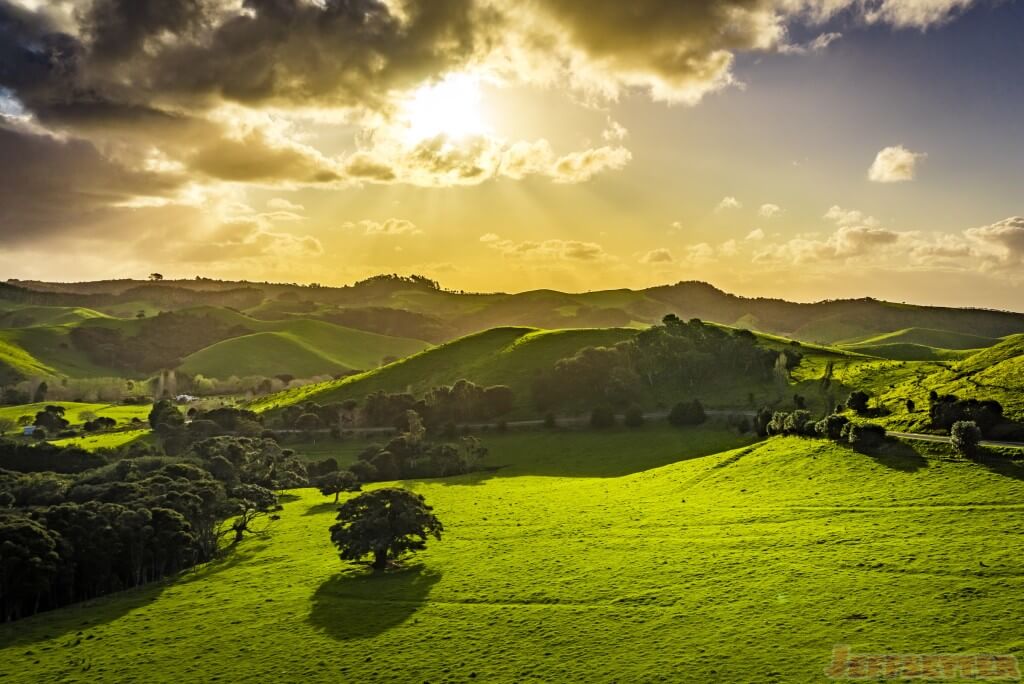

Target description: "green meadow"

left=3, top=426, right=1024, bottom=683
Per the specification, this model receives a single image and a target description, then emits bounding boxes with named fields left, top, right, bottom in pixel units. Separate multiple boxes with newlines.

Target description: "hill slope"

left=250, top=326, right=638, bottom=412
left=2, top=431, right=1023, bottom=682
left=176, top=319, right=428, bottom=378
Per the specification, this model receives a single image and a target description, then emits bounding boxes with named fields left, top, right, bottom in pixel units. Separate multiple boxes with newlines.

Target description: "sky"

left=0, top=0, right=1022, bottom=310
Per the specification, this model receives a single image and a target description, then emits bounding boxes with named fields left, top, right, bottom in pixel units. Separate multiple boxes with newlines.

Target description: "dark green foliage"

left=845, top=391, right=870, bottom=415
left=590, top=406, right=616, bottom=429
left=843, top=422, right=887, bottom=451
left=815, top=414, right=850, bottom=441
left=69, top=311, right=250, bottom=373
left=33, top=405, right=68, bottom=433
left=929, top=393, right=1004, bottom=436
left=330, top=488, right=443, bottom=570
left=753, top=406, right=773, bottom=437
left=532, top=317, right=783, bottom=412
left=0, top=514, right=61, bottom=621
left=186, top=437, right=309, bottom=490
left=668, top=400, right=706, bottom=427
left=543, top=412, right=557, bottom=429
left=316, top=471, right=361, bottom=503
left=83, top=416, right=116, bottom=432
left=623, top=406, right=645, bottom=428
left=905, top=399, right=916, bottom=413
left=149, top=400, right=185, bottom=432
left=0, top=440, right=106, bottom=473
left=950, top=421, right=982, bottom=459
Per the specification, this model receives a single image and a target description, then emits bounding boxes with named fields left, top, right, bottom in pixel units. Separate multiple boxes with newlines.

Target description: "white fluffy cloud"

left=759, top=203, right=782, bottom=219
left=639, top=248, right=674, bottom=264
left=480, top=234, right=613, bottom=262
left=716, top=196, right=742, bottom=211
left=344, top=219, right=422, bottom=236
left=868, top=145, right=926, bottom=183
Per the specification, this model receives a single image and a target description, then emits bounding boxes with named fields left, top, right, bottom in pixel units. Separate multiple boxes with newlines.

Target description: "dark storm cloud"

left=0, top=0, right=484, bottom=116
left=0, top=122, right=183, bottom=242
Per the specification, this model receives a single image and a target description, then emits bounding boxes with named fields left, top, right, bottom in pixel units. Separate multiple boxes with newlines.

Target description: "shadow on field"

left=422, top=427, right=758, bottom=484
left=862, top=440, right=928, bottom=472
left=304, top=501, right=342, bottom=516
left=973, top=450, right=1024, bottom=481
left=308, top=565, right=441, bottom=640
left=0, top=540, right=269, bottom=649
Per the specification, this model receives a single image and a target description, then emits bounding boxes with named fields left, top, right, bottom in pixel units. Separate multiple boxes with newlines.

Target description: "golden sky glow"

left=0, top=0, right=1021, bottom=309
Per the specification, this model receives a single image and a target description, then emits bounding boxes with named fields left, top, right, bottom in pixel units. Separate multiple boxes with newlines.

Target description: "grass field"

left=0, top=402, right=151, bottom=430
left=49, top=428, right=152, bottom=450
left=839, top=327, right=999, bottom=350
left=3, top=427, right=1024, bottom=682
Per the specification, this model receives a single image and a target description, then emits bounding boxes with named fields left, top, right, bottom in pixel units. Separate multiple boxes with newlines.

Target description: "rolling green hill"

left=838, top=342, right=973, bottom=362
left=176, top=317, right=428, bottom=379
left=249, top=326, right=638, bottom=413
left=840, top=326, right=998, bottom=350
left=11, top=277, right=1024, bottom=351
left=0, top=306, right=111, bottom=328
left=3, top=429, right=1024, bottom=682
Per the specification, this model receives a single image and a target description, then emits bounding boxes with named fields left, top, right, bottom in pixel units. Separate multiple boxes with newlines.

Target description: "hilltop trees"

left=532, top=317, right=783, bottom=411
left=330, top=488, right=443, bottom=570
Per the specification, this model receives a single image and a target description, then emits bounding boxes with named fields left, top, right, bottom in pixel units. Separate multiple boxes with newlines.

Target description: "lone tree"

left=951, top=420, right=982, bottom=459
left=317, top=470, right=361, bottom=503
left=846, top=390, right=870, bottom=415
left=330, top=488, right=443, bottom=571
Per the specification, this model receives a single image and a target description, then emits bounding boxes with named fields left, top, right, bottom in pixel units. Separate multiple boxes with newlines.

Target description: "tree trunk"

left=372, top=549, right=388, bottom=570
left=334, top=491, right=339, bottom=503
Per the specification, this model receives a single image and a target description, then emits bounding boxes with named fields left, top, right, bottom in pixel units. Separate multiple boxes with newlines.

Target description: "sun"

left=401, top=73, right=489, bottom=143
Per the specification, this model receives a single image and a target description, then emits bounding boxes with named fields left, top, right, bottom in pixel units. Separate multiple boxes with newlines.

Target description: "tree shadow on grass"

left=0, top=539, right=270, bottom=649
left=304, top=501, right=342, bottom=516
left=859, top=439, right=928, bottom=472
left=308, top=564, right=441, bottom=641
left=973, top=449, right=1024, bottom=481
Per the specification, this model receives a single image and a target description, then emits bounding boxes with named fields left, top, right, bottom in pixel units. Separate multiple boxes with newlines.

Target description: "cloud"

left=481, top=234, right=613, bottom=262
left=759, top=203, right=782, bottom=219
left=267, top=198, right=305, bottom=212
left=0, top=123, right=184, bottom=244
left=824, top=205, right=879, bottom=227
left=746, top=228, right=765, bottom=241
left=344, top=219, right=422, bottom=236
left=964, top=217, right=1024, bottom=268
left=177, top=219, right=323, bottom=262
left=861, top=0, right=976, bottom=28
left=716, top=196, right=742, bottom=211
left=639, top=248, right=673, bottom=264
left=868, top=145, right=926, bottom=183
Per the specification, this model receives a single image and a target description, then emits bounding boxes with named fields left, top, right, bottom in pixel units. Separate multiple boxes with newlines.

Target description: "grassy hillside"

left=249, top=327, right=638, bottom=413
left=841, top=326, right=998, bottom=350
left=792, top=334, right=1024, bottom=431
left=3, top=430, right=1024, bottom=682
left=0, top=327, right=122, bottom=379
left=177, top=319, right=427, bottom=379
left=838, top=342, right=973, bottom=362
left=178, top=332, right=355, bottom=378
left=0, top=306, right=111, bottom=328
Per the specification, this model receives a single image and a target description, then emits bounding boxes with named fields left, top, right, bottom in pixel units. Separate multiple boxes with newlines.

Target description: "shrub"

left=846, top=391, right=870, bottom=415
left=951, top=420, right=982, bottom=459
left=668, top=400, right=706, bottom=427
left=590, top=406, right=616, bottom=429
left=844, top=422, right=886, bottom=451
left=815, top=414, right=850, bottom=441
left=543, top=412, right=557, bottom=429
left=623, top=407, right=645, bottom=428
